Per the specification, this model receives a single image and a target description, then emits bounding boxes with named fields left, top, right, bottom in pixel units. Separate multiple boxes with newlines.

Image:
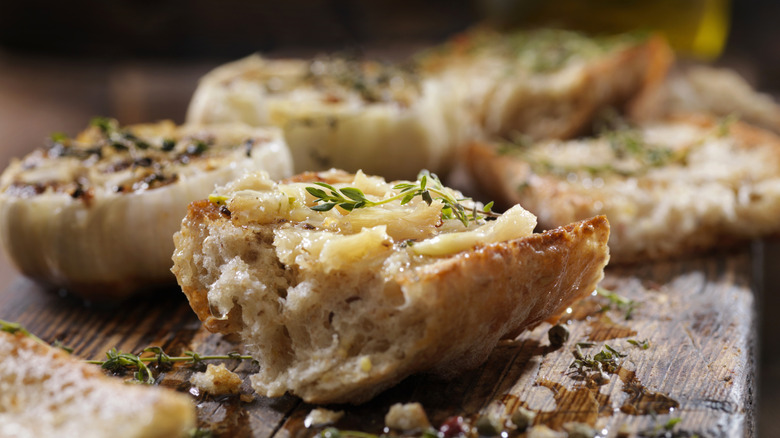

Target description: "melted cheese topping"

left=213, top=170, right=537, bottom=261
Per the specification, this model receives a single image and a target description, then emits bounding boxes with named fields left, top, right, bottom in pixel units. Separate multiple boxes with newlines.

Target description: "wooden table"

left=0, top=245, right=758, bottom=437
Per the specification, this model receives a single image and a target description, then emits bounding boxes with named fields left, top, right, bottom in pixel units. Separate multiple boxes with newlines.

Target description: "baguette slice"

left=467, top=114, right=780, bottom=263
left=172, top=170, right=610, bottom=404
left=186, top=55, right=473, bottom=180
left=417, top=27, right=672, bottom=141
left=0, top=330, right=195, bottom=438
left=0, top=119, right=292, bottom=300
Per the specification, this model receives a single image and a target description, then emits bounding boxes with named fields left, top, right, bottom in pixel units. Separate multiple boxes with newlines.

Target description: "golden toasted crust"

left=176, top=199, right=245, bottom=335
left=173, top=171, right=610, bottom=404
left=467, top=115, right=780, bottom=263
left=336, top=215, right=611, bottom=402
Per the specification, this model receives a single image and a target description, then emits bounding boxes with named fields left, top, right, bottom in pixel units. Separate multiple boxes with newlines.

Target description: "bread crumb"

left=190, top=363, right=242, bottom=395
left=304, top=408, right=344, bottom=428
left=385, top=403, right=431, bottom=431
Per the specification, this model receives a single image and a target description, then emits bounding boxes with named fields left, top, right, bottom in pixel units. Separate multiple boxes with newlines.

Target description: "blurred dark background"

left=0, top=1, right=777, bottom=436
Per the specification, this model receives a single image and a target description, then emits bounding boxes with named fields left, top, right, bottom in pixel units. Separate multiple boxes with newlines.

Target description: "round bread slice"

left=171, top=170, right=610, bottom=404
left=0, top=330, right=195, bottom=438
left=186, top=55, right=473, bottom=181
left=467, top=114, right=780, bottom=263
left=0, top=118, right=292, bottom=300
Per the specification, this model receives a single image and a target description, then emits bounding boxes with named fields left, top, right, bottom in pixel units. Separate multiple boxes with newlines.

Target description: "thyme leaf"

left=628, top=339, right=651, bottom=350
left=95, top=347, right=156, bottom=384
left=597, top=286, right=639, bottom=320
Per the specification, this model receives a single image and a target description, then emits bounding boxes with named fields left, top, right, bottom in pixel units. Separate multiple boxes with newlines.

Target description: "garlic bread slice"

left=418, top=27, right=672, bottom=141
left=186, top=55, right=473, bottom=180
left=172, top=170, right=610, bottom=404
left=467, top=114, right=780, bottom=263
left=0, top=119, right=292, bottom=299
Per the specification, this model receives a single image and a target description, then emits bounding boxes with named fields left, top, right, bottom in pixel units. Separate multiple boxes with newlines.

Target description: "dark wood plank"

left=0, top=247, right=757, bottom=437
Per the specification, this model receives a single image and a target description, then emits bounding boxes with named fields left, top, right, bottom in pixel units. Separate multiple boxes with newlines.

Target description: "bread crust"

left=467, top=115, right=780, bottom=263
left=172, top=172, right=609, bottom=404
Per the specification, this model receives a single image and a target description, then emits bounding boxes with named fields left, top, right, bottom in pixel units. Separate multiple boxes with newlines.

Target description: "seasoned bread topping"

left=1, top=118, right=281, bottom=200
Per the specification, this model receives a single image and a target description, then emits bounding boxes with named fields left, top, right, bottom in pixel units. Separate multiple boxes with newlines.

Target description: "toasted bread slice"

left=467, top=114, right=780, bottom=263
left=0, top=119, right=291, bottom=300
left=0, top=330, right=195, bottom=438
left=172, top=170, right=609, bottom=404
left=418, top=27, right=672, bottom=140
left=186, top=55, right=473, bottom=180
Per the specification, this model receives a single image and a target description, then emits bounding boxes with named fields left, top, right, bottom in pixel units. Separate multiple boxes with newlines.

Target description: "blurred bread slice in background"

left=468, top=114, right=780, bottom=263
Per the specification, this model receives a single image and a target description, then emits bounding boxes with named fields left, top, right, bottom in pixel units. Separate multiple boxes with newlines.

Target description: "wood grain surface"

left=0, top=247, right=756, bottom=438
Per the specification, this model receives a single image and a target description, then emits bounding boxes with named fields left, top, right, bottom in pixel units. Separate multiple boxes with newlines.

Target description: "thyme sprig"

left=86, top=347, right=255, bottom=384
left=306, top=170, right=497, bottom=227
left=1, top=319, right=254, bottom=384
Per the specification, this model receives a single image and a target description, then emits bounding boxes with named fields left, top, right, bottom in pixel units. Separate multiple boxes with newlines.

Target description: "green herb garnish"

left=93, top=347, right=156, bottom=384
left=161, top=138, right=176, bottom=151
left=597, top=287, right=639, bottom=320
left=90, top=116, right=116, bottom=135
left=86, top=347, right=255, bottom=385
left=627, top=339, right=651, bottom=350
left=0, top=318, right=73, bottom=352
left=569, top=343, right=626, bottom=376
left=50, top=132, right=69, bottom=143
left=306, top=170, right=497, bottom=227
left=0, top=318, right=47, bottom=345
